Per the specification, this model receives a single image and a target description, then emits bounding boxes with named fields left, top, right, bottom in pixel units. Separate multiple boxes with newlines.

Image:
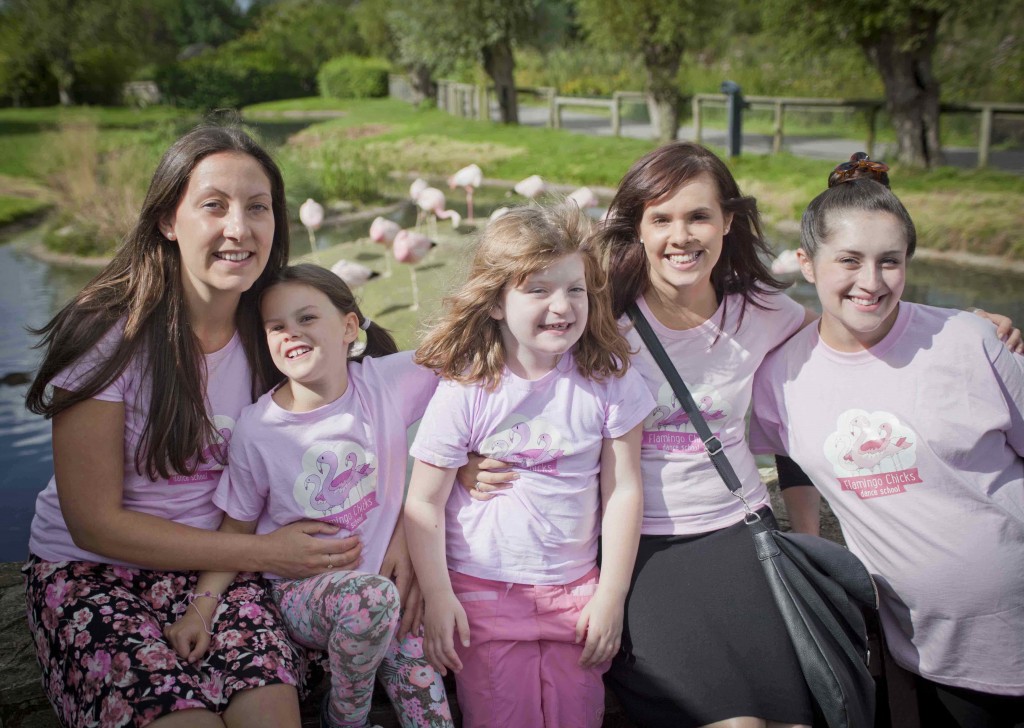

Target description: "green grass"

left=2, top=98, right=1022, bottom=261
left=0, top=196, right=50, bottom=226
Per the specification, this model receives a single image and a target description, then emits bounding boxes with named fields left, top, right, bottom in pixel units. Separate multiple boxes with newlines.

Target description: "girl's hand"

left=575, top=590, right=624, bottom=668
left=422, top=592, right=470, bottom=676
left=971, top=309, right=1024, bottom=354
left=164, top=606, right=214, bottom=664
left=263, top=521, right=362, bottom=579
left=455, top=454, right=517, bottom=501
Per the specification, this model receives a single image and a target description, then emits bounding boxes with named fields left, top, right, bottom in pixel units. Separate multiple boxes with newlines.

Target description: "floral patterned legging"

left=271, top=570, right=453, bottom=728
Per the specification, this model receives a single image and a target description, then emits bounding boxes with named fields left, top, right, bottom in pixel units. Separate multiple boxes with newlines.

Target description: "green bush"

left=157, top=50, right=309, bottom=110
left=317, top=56, right=390, bottom=100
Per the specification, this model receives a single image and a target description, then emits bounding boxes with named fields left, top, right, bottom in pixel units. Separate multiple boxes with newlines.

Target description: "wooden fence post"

left=772, top=101, right=785, bottom=155
left=693, top=95, right=702, bottom=145
left=866, top=105, right=878, bottom=159
left=612, top=93, right=622, bottom=137
left=978, top=105, right=993, bottom=168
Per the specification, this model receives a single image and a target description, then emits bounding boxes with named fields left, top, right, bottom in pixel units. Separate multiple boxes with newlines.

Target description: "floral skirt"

left=24, top=555, right=301, bottom=728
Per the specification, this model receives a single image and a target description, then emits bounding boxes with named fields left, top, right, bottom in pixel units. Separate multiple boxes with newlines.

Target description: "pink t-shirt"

left=626, top=291, right=806, bottom=535
left=215, top=352, right=439, bottom=579
left=410, top=354, right=655, bottom=585
left=750, top=302, right=1024, bottom=695
left=29, top=327, right=254, bottom=566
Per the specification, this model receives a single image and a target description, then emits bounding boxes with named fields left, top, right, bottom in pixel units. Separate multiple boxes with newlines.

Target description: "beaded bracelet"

left=187, top=590, right=223, bottom=605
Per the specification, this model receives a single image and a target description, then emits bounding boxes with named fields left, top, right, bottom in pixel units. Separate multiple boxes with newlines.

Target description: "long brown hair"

left=26, top=125, right=290, bottom=479
left=597, top=141, right=785, bottom=324
left=260, top=264, right=398, bottom=374
left=415, top=204, right=631, bottom=390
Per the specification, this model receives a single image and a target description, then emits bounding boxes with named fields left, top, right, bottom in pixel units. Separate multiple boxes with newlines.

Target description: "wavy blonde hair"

left=415, top=204, right=631, bottom=389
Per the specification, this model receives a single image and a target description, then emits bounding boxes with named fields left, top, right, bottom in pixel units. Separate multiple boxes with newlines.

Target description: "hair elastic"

left=360, top=317, right=372, bottom=331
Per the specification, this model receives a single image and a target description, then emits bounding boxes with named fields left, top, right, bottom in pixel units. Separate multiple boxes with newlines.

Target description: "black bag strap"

left=626, top=303, right=746, bottom=498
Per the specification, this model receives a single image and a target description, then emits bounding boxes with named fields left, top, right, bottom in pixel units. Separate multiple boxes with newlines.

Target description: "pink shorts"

left=449, top=566, right=609, bottom=728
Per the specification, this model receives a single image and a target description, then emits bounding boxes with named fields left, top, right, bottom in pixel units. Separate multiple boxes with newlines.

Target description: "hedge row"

left=156, top=51, right=311, bottom=110
left=317, top=56, right=390, bottom=100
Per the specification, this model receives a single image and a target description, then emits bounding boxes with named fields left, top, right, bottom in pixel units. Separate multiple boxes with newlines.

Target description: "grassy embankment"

left=0, top=98, right=1021, bottom=345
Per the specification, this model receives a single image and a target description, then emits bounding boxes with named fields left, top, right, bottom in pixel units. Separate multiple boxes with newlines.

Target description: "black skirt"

left=606, top=514, right=815, bottom=728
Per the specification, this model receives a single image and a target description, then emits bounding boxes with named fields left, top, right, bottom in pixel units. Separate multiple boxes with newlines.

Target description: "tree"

left=389, top=0, right=537, bottom=123
left=577, top=0, right=725, bottom=143
left=762, top=0, right=1007, bottom=168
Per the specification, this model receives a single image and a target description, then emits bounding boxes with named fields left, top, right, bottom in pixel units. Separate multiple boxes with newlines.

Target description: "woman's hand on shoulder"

left=970, top=308, right=1023, bottom=354
left=455, top=453, right=517, bottom=501
left=575, top=589, right=624, bottom=668
left=261, top=521, right=362, bottom=579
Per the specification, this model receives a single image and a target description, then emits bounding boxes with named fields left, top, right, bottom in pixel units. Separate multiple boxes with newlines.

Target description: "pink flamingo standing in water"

left=393, top=229, right=435, bottom=311
left=514, top=175, right=546, bottom=200
left=415, top=187, right=461, bottom=237
left=369, top=216, right=400, bottom=277
left=298, top=198, right=324, bottom=260
left=449, top=164, right=482, bottom=221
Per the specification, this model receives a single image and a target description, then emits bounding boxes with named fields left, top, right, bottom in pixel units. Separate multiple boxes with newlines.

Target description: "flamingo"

left=653, top=406, right=692, bottom=430
left=201, top=428, right=233, bottom=464
left=415, top=187, right=461, bottom=236
left=299, top=198, right=324, bottom=260
left=448, top=164, right=482, bottom=221
left=369, top=216, right=400, bottom=277
left=514, top=175, right=546, bottom=199
left=489, top=206, right=510, bottom=222
left=315, top=451, right=375, bottom=508
left=393, top=229, right=436, bottom=311
left=771, top=249, right=801, bottom=277
left=566, top=186, right=598, bottom=210
left=330, top=259, right=378, bottom=288
left=306, top=474, right=331, bottom=511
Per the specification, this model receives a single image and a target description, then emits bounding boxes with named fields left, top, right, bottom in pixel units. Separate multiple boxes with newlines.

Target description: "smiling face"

left=491, top=253, right=588, bottom=380
left=161, top=152, right=275, bottom=309
left=798, top=210, right=908, bottom=352
left=261, top=282, right=359, bottom=403
left=638, top=173, right=733, bottom=310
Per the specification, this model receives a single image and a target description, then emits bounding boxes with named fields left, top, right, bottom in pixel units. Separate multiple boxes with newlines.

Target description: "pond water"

left=0, top=220, right=1021, bottom=562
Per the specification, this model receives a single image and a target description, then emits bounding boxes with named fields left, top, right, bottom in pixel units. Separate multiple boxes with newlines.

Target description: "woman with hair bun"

left=751, top=158, right=1024, bottom=728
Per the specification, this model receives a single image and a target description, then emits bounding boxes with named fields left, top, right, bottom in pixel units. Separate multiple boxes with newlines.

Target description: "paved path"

left=510, top=104, right=1024, bottom=173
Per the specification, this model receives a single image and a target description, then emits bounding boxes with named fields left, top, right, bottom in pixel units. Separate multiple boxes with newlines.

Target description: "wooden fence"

left=421, top=77, right=1024, bottom=168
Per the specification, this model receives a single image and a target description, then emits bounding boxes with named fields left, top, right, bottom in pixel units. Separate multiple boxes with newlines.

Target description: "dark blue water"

left=1, top=228, right=1022, bottom=562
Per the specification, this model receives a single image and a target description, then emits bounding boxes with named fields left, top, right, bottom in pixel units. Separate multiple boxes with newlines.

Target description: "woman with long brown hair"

left=23, top=125, right=359, bottom=728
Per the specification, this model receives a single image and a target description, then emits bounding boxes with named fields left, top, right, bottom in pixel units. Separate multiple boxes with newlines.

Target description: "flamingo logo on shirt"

left=824, top=410, right=922, bottom=499
left=169, top=414, right=234, bottom=485
left=293, top=442, right=379, bottom=529
left=482, top=417, right=567, bottom=474
left=642, top=384, right=728, bottom=453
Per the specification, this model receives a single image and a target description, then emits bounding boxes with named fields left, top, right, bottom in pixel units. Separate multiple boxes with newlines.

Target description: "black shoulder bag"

left=627, top=303, right=878, bottom=728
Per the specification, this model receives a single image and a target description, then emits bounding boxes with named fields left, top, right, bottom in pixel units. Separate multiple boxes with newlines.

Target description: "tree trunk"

left=642, top=42, right=683, bottom=143
left=861, top=8, right=943, bottom=168
left=408, top=63, right=437, bottom=106
left=50, top=58, right=75, bottom=106
left=482, top=38, right=518, bottom=124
